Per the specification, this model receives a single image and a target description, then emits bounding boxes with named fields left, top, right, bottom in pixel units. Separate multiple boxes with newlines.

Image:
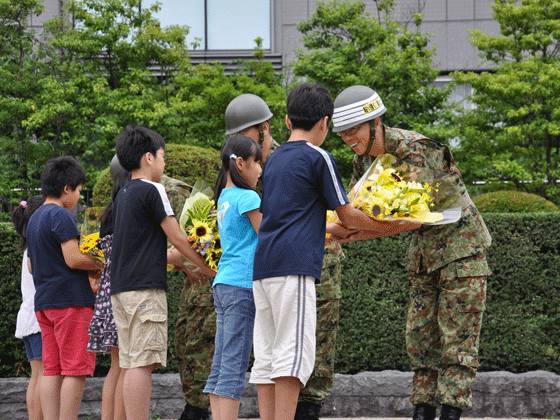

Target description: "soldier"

left=330, top=86, right=492, bottom=420
left=174, top=94, right=277, bottom=420
left=226, top=93, right=345, bottom=420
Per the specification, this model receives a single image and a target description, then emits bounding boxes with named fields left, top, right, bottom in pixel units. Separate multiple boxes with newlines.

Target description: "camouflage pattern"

left=175, top=270, right=215, bottom=408
left=407, top=254, right=488, bottom=408
left=299, top=242, right=342, bottom=404
left=160, top=174, right=216, bottom=408
left=160, top=175, right=192, bottom=221
left=350, top=126, right=491, bottom=409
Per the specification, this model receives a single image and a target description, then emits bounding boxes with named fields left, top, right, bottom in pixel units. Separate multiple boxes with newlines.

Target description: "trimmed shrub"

left=473, top=190, right=559, bottom=213
left=92, top=144, right=221, bottom=207
left=0, top=223, right=28, bottom=377
left=335, top=213, right=560, bottom=374
left=2, top=213, right=560, bottom=377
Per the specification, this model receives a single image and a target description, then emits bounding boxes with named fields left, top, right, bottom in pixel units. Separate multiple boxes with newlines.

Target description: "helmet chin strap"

left=358, top=121, right=376, bottom=157
left=259, top=123, right=264, bottom=144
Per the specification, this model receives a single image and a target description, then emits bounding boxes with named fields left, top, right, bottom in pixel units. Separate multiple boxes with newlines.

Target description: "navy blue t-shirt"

left=26, top=204, right=95, bottom=311
left=111, top=178, right=174, bottom=295
left=253, top=141, right=349, bottom=281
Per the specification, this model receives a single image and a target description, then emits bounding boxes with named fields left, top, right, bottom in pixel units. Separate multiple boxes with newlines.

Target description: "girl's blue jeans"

left=203, top=283, right=255, bottom=400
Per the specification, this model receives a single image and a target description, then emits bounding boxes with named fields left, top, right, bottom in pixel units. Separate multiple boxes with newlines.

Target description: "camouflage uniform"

left=299, top=241, right=342, bottom=405
left=159, top=175, right=217, bottom=409
left=351, top=127, right=492, bottom=409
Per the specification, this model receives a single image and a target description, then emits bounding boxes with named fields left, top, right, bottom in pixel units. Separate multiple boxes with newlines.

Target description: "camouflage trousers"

left=175, top=271, right=341, bottom=408
left=406, top=254, right=489, bottom=409
left=175, top=273, right=216, bottom=409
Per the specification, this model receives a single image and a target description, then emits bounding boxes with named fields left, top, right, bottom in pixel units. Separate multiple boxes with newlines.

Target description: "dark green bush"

left=92, top=144, right=221, bottom=207
left=0, top=223, right=29, bottom=377
left=2, top=213, right=560, bottom=377
left=473, top=190, right=559, bottom=213
left=335, top=213, right=560, bottom=373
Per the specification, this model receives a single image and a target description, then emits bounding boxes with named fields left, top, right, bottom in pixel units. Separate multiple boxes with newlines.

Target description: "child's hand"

left=327, top=223, right=357, bottom=240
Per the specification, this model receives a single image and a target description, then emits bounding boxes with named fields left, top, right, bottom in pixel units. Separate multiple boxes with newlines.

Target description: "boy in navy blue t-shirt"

left=250, top=83, right=391, bottom=420
left=27, top=156, right=101, bottom=420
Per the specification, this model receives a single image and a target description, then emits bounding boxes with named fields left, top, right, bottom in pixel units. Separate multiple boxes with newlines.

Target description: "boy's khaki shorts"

left=111, top=289, right=168, bottom=369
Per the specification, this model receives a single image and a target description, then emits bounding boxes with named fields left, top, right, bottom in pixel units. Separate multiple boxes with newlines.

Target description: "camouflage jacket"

left=160, top=175, right=192, bottom=222
left=351, top=126, right=492, bottom=273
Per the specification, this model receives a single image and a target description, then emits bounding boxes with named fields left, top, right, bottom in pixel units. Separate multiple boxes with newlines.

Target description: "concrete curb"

left=1, top=371, right=560, bottom=419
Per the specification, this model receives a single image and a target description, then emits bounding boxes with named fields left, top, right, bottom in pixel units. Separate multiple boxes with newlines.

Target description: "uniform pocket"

left=440, top=259, right=489, bottom=313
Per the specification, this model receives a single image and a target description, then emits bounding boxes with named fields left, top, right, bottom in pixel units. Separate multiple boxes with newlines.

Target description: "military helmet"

left=225, top=94, right=273, bottom=135
left=110, top=154, right=123, bottom=181
left=332, top=85, right=387, bottom=133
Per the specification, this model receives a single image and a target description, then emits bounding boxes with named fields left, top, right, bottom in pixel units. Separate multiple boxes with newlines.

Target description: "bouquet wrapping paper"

left=330, top=154, right=463, bottom=226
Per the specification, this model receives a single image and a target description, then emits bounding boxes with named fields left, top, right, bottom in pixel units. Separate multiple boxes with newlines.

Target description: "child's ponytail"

left=12, top=195, right=46, bottom=252
left=213, top=134, right=262, bottom=203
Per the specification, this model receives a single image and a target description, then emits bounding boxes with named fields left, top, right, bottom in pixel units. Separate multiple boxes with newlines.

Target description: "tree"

left=0, top=0, right=287, bottom=210
left=0, top=0, right=50, bottom=209
left=291, top=0, right=454, bottom=180
left=452, top=0, right=560, bottom=203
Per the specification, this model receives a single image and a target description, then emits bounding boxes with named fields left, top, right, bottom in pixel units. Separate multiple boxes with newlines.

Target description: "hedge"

left=1, top=213, right=559, bottom=377
left=336, top=213, right=560, bottom=374
left=92, top=143, right=221, bottom=207
left=473, top=190, right=559, bottom=213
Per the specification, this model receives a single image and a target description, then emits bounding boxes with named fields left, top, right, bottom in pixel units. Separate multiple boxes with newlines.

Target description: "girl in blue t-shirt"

left=12, top=195, right=46, bottom=420
left=203, top=134, right=263, bottom=420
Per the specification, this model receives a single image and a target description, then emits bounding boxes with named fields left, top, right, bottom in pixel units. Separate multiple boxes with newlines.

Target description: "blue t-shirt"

left=253, top=141, right=349, bottom=281
left=26, top=204, right=95, bottom=311
left=213, top=187, right=261, bottom=289
left=111, top=178, right=174, bottom=294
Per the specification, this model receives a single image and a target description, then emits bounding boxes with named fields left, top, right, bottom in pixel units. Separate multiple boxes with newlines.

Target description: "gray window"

left=142, top=0, right=271, bottom=50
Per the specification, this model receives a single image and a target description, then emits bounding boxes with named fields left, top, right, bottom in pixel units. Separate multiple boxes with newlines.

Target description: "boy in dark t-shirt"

left=110, top=126, right=216, bottom=420
left=27, top=156, right=100, bottom=420
left=250, top=83, right=396, bottom=420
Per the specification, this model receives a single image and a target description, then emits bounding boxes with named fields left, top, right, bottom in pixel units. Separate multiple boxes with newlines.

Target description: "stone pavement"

left=1, top=371, right=560, bottom=419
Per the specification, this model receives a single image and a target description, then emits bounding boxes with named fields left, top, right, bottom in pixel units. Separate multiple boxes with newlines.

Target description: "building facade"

left=31, top=0, right=501, bottom=78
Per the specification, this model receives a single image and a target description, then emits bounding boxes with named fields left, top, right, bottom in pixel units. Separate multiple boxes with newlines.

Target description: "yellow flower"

left=189, top=220, right=213, bottom=242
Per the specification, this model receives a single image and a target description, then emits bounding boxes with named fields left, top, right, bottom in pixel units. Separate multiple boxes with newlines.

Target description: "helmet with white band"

left=332, top=86, right=386, bottom=133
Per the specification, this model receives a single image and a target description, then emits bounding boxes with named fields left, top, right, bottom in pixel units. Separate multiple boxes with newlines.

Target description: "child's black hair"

left=40, top=156, right=87, bottom=198
left=115, top=126, right=166, bottom=172
left=287, top=83, right=334, bottom=131
left=213, top=134, right=262, bottom=203
left=12, top=195, right=46, bottom=252
left=99, top=167, right=132, bottom=233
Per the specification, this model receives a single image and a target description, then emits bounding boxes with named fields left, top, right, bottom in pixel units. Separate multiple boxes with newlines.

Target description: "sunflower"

left=189, top=220, right=213, bottom=242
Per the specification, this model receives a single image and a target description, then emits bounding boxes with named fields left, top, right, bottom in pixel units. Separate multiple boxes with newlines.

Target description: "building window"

left=141, top=0, right=271, bottom=50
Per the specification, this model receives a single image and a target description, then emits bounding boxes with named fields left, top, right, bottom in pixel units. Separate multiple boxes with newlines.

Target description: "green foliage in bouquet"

left=473, top=191, right=559, bottom=214
left=92, top=144, right=220, bottom=207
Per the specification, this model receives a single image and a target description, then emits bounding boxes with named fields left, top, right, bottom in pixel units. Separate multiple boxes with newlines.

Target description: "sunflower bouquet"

left=330, top=154, right=444, bottom=225
left=176, top=180, right=222, bottom=271
left=79, top=232, right=105, bottom=269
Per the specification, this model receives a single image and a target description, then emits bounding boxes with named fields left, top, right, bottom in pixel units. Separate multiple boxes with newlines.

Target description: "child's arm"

left=246, top=209, right=262, bottom=234
left=333, top=203, right=421, bottom=237
left=161, top=216, right=217, bottom=277
left=27, top=257, right=32, bottom=275
left=61, top=238, right=102, bottom=270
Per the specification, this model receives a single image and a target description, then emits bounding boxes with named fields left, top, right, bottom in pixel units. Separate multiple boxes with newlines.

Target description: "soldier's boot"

left=294, top=401, right=321, bottom=420
left=439, top=405, right=462, bottom=420
left=178, top=403, right=210, bottom=420
left=412, top=403, right=436, bottom=420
